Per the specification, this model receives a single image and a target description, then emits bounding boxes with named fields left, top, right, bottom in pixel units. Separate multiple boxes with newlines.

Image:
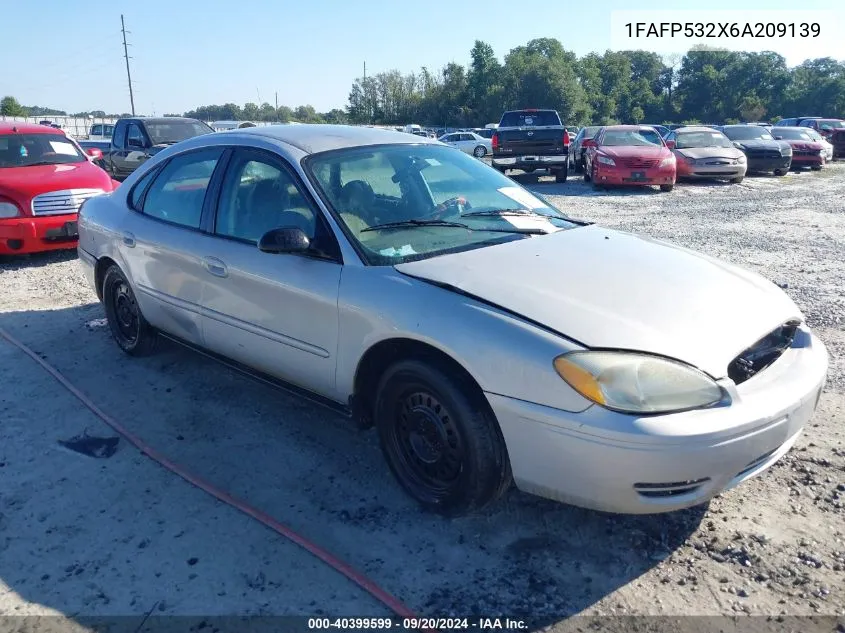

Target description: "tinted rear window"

left=499, top=111, right=561, bottom=127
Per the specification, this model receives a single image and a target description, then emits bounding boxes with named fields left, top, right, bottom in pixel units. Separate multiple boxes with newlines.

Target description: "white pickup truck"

left=87, top=123, right=115, bottom=141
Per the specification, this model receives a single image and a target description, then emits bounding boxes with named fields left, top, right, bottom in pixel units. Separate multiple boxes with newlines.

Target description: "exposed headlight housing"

left=553, top=351, right=725, bottom=415
left=0, top=201, right=21, bottom=219
left=597, top=155, right=616, bottom=166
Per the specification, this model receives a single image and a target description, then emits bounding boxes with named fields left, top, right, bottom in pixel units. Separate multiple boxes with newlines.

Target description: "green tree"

left=630, top=106, right=644, bottom=123
left=1, top=96, right=27, bottom=116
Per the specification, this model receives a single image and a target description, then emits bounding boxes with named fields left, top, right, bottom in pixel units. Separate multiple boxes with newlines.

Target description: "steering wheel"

left=424, top=196, right=471, bottom=220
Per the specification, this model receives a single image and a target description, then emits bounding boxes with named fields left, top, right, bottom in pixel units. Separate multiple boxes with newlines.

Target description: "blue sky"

left=1, top=0, right=841, bottom=115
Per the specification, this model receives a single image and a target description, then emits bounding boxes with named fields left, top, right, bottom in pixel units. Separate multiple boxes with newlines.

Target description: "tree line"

left=3, top=39, right=843, bottom=127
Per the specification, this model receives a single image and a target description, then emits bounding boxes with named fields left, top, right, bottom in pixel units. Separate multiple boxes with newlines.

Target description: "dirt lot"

left=1, top=163, right=844, bottom=631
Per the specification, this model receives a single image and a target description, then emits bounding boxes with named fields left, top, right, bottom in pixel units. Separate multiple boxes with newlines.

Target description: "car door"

left=457, top=133, right=476, bottom=154
left=119, top=147, right=227, bottom=345
left=441, top=133, right=458, bottom=149
left=197, top=148, right=342, bottom=397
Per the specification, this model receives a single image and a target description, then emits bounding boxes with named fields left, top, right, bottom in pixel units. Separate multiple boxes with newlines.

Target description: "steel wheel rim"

left=388, top=389, right=463, bottom=501
left=112, top=281, right=139, bottom=343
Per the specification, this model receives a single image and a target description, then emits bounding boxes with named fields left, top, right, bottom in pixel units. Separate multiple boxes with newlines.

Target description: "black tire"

left=730, top=176, right=744, bottom=184
left=374, top=359, right=512, bottom=516
left=102, top=264, right=158, bottom=356
left=583, top=162, right=592, bottom=182
left=811, top=165, right=823, bottom=171
left=774, top=169, right=787, bottom=176
left=473, top=145, right=487, bottom=158
left=555, top=166, right=568, bottom=183
left=660, top=183, right=674, bottom=192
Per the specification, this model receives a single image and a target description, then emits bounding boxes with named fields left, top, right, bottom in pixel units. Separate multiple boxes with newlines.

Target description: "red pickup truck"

left=0, top=122, right=118, bottom=255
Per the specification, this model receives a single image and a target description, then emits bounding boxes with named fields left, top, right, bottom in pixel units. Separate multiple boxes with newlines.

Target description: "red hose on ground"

left=0, top=325, right=423, bottom=623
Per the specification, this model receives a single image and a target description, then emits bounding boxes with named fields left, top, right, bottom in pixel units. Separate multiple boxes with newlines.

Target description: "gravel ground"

left=1, top=163, right=844, bottom=632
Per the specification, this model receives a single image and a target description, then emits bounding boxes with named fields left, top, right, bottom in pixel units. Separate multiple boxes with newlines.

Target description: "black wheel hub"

left=394, top=391, right=462, bottom=495
left=113, top=281, right=139, bottom=343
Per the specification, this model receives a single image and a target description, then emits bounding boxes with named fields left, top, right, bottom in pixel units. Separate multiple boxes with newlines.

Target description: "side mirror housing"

left=85, top=147, right=103, bottom=160
left=258, top=227, right=311, bottom=254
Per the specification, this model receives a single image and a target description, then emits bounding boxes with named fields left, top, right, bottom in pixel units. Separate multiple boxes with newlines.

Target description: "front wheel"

left=102, top=264, right=158, bottom=356
left=730, top=176, right=744, bottom=184
left=473, top=145, right=487, bottom=158
left=774, top=169, right=787, bottom=176
left=375, top=360, right=512, bottom=516
left=811, top=165, right=823, bottom=171
left=660, top=183, right=674, bottom=192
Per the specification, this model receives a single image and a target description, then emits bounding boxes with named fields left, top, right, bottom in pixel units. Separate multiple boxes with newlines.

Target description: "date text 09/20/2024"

left=624, top=22, right=821, bottom=38
left=307, top=617, right=527, bottom=630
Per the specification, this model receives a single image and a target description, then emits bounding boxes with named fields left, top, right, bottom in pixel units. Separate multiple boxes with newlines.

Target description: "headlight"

left=0, top=201, right=21, bottom=218
left=553, top=351, right=724, bottom=414
left=659, top=156, right=676, bottom=167
left=781, top=147, right=792, bottom=156
left=597, top=155, right=615, bottom=166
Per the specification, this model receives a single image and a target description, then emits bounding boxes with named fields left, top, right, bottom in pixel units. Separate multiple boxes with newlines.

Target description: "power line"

left=121, top=14, right=136, bottom=116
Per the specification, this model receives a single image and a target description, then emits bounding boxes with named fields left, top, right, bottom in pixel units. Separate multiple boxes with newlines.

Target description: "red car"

left=583, top=125, right=676, bottom=191
left=771, top=127, right=826, bottom=171
left=0, top=122, right=118, bottom=255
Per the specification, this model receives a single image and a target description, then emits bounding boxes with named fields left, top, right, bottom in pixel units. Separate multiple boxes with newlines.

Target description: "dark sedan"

left=568, top=126, right=602, bottom=172
left=720, top=125, right=792, bottom=176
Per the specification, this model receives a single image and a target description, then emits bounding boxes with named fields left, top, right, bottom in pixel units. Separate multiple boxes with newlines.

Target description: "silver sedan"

left=78, top=125, right=828, bottom=516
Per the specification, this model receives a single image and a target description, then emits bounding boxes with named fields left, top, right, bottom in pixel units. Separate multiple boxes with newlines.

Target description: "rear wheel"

left=555, top=165, right=568, bottom=183
left=374, top=359, right=512, bottom=516
left=102, top=265, right=158, bottom=356
left=473, top=145, right=487, bottom=158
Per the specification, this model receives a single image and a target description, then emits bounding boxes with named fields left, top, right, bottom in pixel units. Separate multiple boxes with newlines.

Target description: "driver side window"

left=127, top=123, right=145, bottom=148
left=215, top=153, right=316, bottom=243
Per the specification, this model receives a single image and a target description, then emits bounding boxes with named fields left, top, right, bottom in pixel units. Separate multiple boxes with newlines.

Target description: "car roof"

left=0, top=121, right=66, bottom=135
left=117, top=117, right=201, bottom=124
left=601, top=125, right=660, bottom=131
left=674, top=126, right=723, bottom=133
left=233, top=124, right=439, bottom=154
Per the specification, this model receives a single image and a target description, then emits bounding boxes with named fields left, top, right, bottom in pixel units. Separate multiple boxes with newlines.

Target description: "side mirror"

left=85, top=147, right=103, bottom=160
left=581, top=138, right=597, bottom=148
left=258, top=227, right=311, bottom=254
left=665, top=140, right=676, bottom=149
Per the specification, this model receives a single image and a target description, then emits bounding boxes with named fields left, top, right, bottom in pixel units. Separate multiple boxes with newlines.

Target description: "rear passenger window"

left=142, top=148, right=223, bottom=228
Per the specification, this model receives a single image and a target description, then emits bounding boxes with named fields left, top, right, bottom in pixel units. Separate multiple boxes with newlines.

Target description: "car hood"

left=731, top=139, right=787, bottom=151
left=0, top=161, right=113, bottom=200
left=600, top=145, right=668, bottom=159
left=394, top=225, right=802, bottom=378
left=675, top=146, right=744, bottom=160
left=782, top=140, right=825, bottom=150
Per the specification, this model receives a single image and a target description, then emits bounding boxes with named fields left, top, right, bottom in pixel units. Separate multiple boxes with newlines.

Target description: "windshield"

left=499, top=111, right=561, bottom=127
left=306, top=144, right=578, bottom=265
left=145, top=120, right=213, bottom=144
left=804, top=129, right=825, bottom=142
left=773, top=128, right=814, bottom=141
left=675, top=130, right=734, bottom=149
left=0, top=133, right=86, bottom=168
left=601, top=129, right=663, bottom=147
left=817, top=119, right=844, bottom=130
left=722, top=127, right=774, bottom=141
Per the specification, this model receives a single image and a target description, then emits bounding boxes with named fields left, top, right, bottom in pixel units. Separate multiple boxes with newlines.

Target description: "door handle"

left=122, top=232, right=136, bottom=248
left=202, top=256, right=228, bottom=278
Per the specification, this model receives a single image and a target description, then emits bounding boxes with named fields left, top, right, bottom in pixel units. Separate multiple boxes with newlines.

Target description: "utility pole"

left=275, top=91, right=278, bottom=111
left=121, top=14, right=135, bottom=115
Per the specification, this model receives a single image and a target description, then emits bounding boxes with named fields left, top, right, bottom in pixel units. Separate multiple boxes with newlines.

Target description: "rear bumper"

left=0, top=214, right=79, bottom=255
left=746, top=156, right=792, bottom=172
left=493, top=154, right=568, bottom=170
left=594, top=164, right=676, bottom=186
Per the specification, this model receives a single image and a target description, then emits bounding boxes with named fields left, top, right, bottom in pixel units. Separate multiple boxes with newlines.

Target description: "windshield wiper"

left=360, top=218, right=547, bottom=234
left=22, top=160, right=62, bottom=167
left=462, top=208, right=555, bottom=218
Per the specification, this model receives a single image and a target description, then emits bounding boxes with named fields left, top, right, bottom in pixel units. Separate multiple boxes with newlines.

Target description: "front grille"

left=633, top=478, right=710, bottom=499
left=728, top=321, right=799, bottom=385
left=793, top=150, right=816, bottom=156
left=31, top=188, right=105, bottom=216
left=620, top=158, right=659, bottom=168
left=746, top=150, right=782, bottom=160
